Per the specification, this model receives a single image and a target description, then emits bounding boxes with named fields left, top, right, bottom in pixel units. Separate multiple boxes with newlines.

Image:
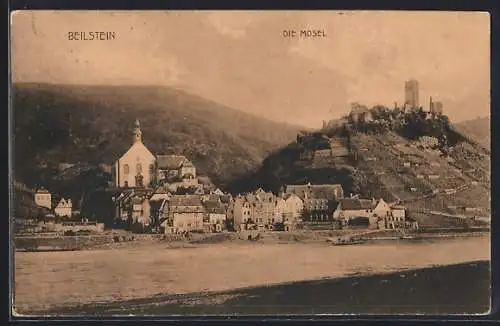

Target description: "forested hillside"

left=12, top=83, right=301, bottom=209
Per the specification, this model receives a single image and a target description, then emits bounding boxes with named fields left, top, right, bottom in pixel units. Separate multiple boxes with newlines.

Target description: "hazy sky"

left=11, top=11, right=490, bottom=128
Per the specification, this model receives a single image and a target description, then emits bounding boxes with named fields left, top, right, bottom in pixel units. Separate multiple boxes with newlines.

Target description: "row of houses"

left=110, top=181, right=416, bottom=234
left=113, top=187, right=231, bottom=233
left=34, top=182, right=416, bottom=234
left=234, top=185, right=417, bottom=231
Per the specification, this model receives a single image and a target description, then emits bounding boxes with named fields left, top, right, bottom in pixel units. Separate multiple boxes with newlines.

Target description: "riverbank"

left=13, top=228, right=490, bottom=252
left=35, top=260, right=490, bottom=316
left=14, top=235, right=489, bottom=315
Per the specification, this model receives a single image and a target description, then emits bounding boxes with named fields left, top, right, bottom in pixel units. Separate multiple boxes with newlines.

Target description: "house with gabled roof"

left=163, top=195, right=205, bottom=233
left=149, top=187, right=171, bottom=229
left=284, top=183, right=343, bottom=222
left=250, top=189, right=277, bottom=229
left=156, top=154, right=197, bottom=182
left=131, top=196, right=151, bottom=226
left=333, top=198, right=377, bottom=228
left=202, top=199, right=227, bottom=232
left=230, top=195, right=253, bottom=231
left=34, top=188, right=52, bottom=210
left=54, top=198, right=72, bottom=218
left=282, top=193, right=304, bottom=224
left=285, top=183, right=344, bottom=201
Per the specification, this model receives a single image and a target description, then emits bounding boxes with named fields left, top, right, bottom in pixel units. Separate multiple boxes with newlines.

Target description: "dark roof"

left=309, top=185, right=343, bottom=199
left=283, top=193, right=301, bottom=201
left=285, top=184, right=343, bottom=200
left=156, top=155, right=189, bottom=169
left=256, top=191, right=274, bottom=202
left=169, top=195, right=203, bottom=207
left=203, top=200, right=226, bottom=214
left=285, top=185, right=309, bottom=199
left=338, top=198, right=375, bottom=210
left=36, top=188, right=50, bottom=194
left=203, top=194, right=221, bottom=202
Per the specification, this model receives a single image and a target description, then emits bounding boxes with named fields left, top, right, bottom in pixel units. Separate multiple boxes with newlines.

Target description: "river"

left=13, top=235, right=490, bottom=314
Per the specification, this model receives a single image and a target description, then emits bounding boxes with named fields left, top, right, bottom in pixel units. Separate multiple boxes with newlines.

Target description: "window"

left=124, top=181, right=129, bottom=188
left=124, top=164, right=130, bottom=175
left=136, top=163, right=142, bottom=174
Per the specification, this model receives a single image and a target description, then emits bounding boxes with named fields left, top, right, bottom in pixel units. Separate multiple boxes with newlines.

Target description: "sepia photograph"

left=10, top=10, right=491, bottom=317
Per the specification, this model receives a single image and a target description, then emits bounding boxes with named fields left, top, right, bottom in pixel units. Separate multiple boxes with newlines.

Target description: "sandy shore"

left=41, top=260, right=490, bottom=316
left=13, top=235, right=490, bottom=315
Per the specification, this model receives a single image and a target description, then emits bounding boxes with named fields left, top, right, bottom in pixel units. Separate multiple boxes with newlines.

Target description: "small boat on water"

left=333, top=239, right=366, bottom=246
left=326, top=237, right=366, bottom=246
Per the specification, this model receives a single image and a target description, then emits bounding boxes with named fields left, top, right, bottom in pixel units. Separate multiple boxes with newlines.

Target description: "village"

left=25, top=118, right=420, bottom=240
left=19, top=79, right=491, bottom=242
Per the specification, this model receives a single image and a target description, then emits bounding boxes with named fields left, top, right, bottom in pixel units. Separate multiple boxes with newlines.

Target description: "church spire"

left=133, top=119, right=142, bottom=143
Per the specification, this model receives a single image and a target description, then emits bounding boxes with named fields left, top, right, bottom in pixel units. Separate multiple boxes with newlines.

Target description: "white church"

left=114, top=120, right=197, bottom=189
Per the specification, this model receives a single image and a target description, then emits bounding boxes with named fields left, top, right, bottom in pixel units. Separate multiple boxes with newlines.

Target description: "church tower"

left=133, top=119, right=142, bottom=143
left=115, top=118, right=155, bottom=189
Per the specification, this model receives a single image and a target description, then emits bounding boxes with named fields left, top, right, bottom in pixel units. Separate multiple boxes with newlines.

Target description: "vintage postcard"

left=10, top=10, right=491, bottom=317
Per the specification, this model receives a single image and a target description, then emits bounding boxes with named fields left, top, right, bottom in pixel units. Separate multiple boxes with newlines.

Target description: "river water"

left=14, top=235, right=490, bottom=313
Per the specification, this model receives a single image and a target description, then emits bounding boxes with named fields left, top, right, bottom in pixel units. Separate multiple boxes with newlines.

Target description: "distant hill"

left=454, top=116, right=490, bottom=150
left=12, top=83, right=301, bottom=204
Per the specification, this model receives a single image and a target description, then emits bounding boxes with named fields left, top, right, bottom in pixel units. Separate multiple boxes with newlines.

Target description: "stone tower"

left=133, top=119, right=142, bottom=143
